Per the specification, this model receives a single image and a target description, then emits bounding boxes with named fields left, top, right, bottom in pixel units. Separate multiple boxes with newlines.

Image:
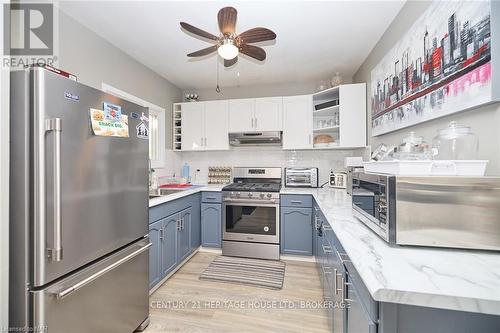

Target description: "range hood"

left=229, top=131, right=282, bottom=146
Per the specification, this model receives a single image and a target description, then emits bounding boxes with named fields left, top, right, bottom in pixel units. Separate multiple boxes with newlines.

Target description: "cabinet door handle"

left=334, top=268, right=342, bottom=295
left=160, top=228, right=164, bottom=241
left=322, top=245, right=333, bottom=253
left=309, top=134, right=312, bottom=145
left=251, top=118, right=254, bottom=128
left=336, top=249, right=351, bottom=264
left=255, top=118, right=258, bottom=128
left=290, top=200, right=302, bottom=204
left=342, top=278, right=354, bottom=302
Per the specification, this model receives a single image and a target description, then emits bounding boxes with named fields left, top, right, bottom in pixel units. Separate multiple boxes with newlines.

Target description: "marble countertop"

left=149, top=185, right=500, bottom=315
left=148, top=184, right=225, bottom=207
left=282, top=187, right=500, bottom=316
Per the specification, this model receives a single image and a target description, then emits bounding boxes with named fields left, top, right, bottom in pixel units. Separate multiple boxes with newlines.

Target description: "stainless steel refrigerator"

left=10, top=67, right=151, bottom=332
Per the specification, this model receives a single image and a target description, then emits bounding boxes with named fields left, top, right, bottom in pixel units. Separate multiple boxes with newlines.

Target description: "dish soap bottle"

left=182, top=163, right=190, bottom=183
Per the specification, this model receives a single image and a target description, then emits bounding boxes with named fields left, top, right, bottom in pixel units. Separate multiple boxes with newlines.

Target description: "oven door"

left=222, top=201, right=280, bottom=244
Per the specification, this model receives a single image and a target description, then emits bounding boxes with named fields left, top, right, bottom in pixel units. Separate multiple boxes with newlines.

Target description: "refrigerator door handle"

left=46, top=118, right=63, bottom=262
left=54, top=242, right=152, bottom=300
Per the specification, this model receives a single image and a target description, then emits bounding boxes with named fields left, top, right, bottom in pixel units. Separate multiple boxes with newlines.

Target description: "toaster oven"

left=284, top=168, right=318, bottom=188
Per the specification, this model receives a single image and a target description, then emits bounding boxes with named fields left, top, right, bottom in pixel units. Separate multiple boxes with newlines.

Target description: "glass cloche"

left=432, top=121, right=478, bottom=160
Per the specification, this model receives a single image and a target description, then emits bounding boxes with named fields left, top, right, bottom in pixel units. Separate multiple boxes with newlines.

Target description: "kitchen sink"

left=149, top=188, right=185, bottom=198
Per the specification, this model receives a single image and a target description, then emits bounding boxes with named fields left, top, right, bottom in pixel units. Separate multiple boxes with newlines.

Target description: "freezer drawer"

left=31, top=239, right=151, bottom=333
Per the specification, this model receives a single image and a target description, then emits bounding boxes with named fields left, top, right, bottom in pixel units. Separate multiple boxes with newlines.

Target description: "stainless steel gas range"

left=222, top=167, right=282, bottom=260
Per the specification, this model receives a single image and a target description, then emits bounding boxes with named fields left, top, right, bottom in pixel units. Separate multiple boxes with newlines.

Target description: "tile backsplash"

left=156, top=147, right=369, bottom=185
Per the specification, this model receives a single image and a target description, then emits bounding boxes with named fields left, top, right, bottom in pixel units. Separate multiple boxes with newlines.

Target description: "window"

left=102, top=83, right=166, bottom=168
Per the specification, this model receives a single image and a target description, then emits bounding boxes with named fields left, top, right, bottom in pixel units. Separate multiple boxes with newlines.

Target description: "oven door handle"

left=222, top=198, right=279, bottom=205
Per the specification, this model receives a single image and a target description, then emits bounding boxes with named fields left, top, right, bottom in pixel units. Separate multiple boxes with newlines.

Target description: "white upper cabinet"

left=254, top=97, right=283, bottom=131
left=338, top=83, right=366, bottom=148
left=229, top=97, right=283, bottom=132
left=204, top=100, right=229, bottom=150
left=176, top=85, right=366, bottom=151
left=181, top=101, right=229, bottom=151
left=282, top=95, right=313, bottom=150
left=181, top=102, right=204, bottom=151
left=312, top=83, right=366, bottom=149
left=228, top=98, right=255, bottom=132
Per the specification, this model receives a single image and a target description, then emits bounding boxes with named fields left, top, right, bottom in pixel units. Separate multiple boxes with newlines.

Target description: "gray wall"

left=58, top=10, right=182, bottom=148
left=353, top=1, right=500, bottom=175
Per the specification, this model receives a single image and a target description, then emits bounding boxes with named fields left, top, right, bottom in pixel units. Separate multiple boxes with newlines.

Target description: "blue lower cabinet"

left=148, top=193, right=202, bottom=290
left=178, top=207, right=192, bottom=262
left=280, top=207, right=313, bottom=255
left=201, top=203, right=222, bottom=248
left=161, top=215, right=179, bottom=277
left=148, top=220, right=163, bottom=289
left=190, top=194, right=201, bottom=252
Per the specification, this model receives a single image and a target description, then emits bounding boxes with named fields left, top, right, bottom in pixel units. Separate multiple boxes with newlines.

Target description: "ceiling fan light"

left=218, top=39, right=239, bottom=60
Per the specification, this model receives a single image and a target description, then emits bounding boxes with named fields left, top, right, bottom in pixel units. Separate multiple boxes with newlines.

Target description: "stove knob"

left=236, top=192, right=240, bottom=198
left=260, top=193, right=265, bottom=199
left=267, top=193, right=272, bottom=198
left=248, top=193, right=253, bottom=198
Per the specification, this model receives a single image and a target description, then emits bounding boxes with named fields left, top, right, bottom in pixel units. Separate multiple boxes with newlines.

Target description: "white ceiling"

left=59, top=1, right=405, bottom=90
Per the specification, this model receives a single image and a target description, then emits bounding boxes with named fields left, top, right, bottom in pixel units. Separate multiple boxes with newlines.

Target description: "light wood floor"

left=145, top=252, right=330, bottom=333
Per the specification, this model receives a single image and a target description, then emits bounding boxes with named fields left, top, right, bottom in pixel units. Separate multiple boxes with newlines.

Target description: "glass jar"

left=394, top=131, right=431, bottom=160
left=432, top=121, right=478, bottom=160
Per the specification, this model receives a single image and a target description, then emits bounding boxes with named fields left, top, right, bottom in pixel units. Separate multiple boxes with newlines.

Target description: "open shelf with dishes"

left=311, top=83, right=366, bottom=149
left=173, top=103, right=182, bottom=150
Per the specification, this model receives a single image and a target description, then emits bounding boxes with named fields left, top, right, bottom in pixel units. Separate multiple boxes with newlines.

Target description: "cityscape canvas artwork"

left=370, top=1, right=493, bottom=136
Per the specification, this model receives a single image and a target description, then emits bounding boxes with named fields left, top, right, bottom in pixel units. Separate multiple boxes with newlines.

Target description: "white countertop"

left=148, top=184, right=225, bottom=207
left=149, top=185, right=500, bottom=315
left=282, top=187, right=500, bottom=316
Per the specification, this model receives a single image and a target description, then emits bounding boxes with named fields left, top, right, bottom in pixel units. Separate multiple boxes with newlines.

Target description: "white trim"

left=280, top=254, right=316, bottom=263
left=1, top=1, right=10, bottom=328
left=101, top=83, right=166, bottom=168
left=198, top=247, right=222, bottom=254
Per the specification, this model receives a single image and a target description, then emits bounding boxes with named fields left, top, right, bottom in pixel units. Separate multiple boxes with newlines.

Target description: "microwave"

left=284, top=168, right=318, bottom=188
left=351, top=171, right=500, bottom=251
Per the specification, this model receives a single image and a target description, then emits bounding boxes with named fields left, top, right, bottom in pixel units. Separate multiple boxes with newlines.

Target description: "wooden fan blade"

left=218, top=7, right=237, bottom=35
left=238, top=27, right=276, bottom=44
left=224, top=57, right=238, bottom=67
left=180, top=22, right=218, bottom=41
left=187, top=45, right=218, bottom=57
left=240, top=44, right=266, bottom=61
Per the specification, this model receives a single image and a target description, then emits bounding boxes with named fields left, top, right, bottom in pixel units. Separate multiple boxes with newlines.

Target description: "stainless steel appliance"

left=346, top=166, right=363, bottom=196
left=229, top=131, right=282, bottom=146
left=329, top=171, right=347, bottom=189
left=285, top=167, right=318, bottom=188
left=222, top=167, right=282, bottom=260
left=10, top=67, right=151, bottom=332
left=351, top=171, right=500, bottom=251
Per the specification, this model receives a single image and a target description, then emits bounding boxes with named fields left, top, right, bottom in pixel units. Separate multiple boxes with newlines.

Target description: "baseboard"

left=280, top=254, right=316, bottom=263
left=149, top=248, right=199, bottom=295
left=198, top=246, right=222, bottom=254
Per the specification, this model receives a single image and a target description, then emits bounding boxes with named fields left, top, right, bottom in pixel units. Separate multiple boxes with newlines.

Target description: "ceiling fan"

left=180, top=7, right=277, bottom=67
